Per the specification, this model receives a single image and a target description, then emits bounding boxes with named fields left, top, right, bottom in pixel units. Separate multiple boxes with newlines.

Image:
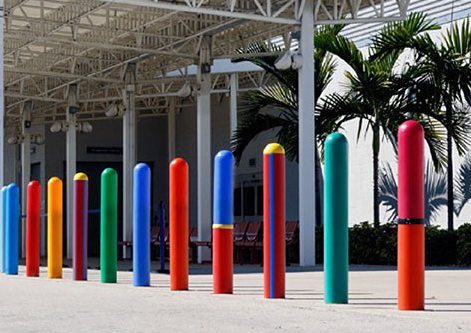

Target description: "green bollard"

left=324, top=132, right=349, bottom=304
left=101, top=168, right=118, bottom=283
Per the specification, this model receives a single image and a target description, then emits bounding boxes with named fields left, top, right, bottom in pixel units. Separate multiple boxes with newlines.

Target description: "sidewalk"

left=0, top=265, right=469, bottom=332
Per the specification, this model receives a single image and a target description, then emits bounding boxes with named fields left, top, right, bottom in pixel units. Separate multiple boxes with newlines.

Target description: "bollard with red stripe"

left=73, top=173, right=89, bottom=281
left=263, top=143, right=285, bottom=299
left=398, top=120, right=425, bottom=310
left=26, top=180, right=41, bottom=277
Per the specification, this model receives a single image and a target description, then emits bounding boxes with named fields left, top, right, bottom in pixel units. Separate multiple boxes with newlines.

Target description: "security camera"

left=274, top=50, right=293, bottom=70
left=50, top=121, right=62, bottom=133
left=105, top=103, right=119, bottom=118
left=176, top=82, right=192, bottom=98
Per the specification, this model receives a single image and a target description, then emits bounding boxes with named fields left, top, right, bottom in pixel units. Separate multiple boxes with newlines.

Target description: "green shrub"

left=425, top=226, right=456, bottom=265
left=311, top=222, right=470, bottom=266
left=457, top=223, right=471, bottom=266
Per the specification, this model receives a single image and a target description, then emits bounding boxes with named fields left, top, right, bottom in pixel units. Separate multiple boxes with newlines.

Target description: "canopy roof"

left=4, top=0, right=410, bottom=127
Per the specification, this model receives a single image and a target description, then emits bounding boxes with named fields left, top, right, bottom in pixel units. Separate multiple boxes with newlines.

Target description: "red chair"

left=189, top=227, right=198, bottom=263
left=285, top=221, right=299, bottom=265
left=236, top=221, right=262, bottom=264
left=233, top=221, right=249, bottom=263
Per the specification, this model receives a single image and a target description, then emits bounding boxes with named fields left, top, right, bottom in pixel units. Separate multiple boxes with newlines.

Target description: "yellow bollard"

left=48, top=177, right=62, bottom=278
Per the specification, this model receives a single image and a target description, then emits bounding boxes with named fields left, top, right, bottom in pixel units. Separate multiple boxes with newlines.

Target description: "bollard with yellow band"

left=48, top=177, right=63, bottom=279
left=212, top=150, right=234, bottom=294
left=73, top=173, right=89, bottom=281
left=263, top=143, right=285, bottom=299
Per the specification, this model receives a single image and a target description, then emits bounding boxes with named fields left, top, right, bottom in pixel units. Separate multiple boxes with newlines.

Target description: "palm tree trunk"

left=446, top=103, right=454, bottom=231
left=373, top=122, right=380, bottom=228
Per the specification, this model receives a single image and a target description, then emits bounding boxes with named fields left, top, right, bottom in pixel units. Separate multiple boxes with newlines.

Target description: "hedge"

left=312, top=222, right=471, bottom=266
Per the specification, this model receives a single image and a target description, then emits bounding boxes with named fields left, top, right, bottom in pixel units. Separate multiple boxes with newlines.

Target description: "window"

left=243, top=186, right=255, bottom=216
left=234, top=188, right=242, bottom=217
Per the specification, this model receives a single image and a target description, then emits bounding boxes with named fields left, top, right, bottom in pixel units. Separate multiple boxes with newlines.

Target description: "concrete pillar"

left=229, top=73, right=238, bottom=140
left=298, top=0, right=316, bottom=266
left=197, top=36, right=212, bottom=263
left=66, top=84, right=78, bottom=259
left=122, top=63, right=137, bottom=259
left=20, top=101, right=32, bottom=258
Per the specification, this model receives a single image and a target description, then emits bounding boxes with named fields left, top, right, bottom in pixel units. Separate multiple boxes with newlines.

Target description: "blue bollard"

left=133, top=163, right=151, bottom=287
left=0, top=186, right=7, bottom=273
left=5, top=184, right=19, bottom=275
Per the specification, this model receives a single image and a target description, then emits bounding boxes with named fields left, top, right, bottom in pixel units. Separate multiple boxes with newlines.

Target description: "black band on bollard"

left=397, top=218, right=424, bottom=225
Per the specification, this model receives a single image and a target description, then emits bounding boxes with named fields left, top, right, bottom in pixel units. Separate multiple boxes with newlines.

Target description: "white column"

left=20, top=101, right=32, bottom=258
left=168, top=97, right=176, bottom=163
left=229, top=73, right=238, bottom=139
left=123, top=63, right=136, bottom=259
left=298, top=0, right=316, bottom=266
left=197, top=37, right=212, bottom=263
left=66, top=84, right=78, bottom=259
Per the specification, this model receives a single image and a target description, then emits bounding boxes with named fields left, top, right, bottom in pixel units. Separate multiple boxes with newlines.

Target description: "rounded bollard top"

left=1, top=185, right=7, bottom=192
left=102, top=168, right=117, bottom=177
left=48, top=177, right=62, bottom=185
left=8, top=183, right=18, bottom=189
left=170, top=157, right=188, bottom=168
left=325, top=132, right=348, bottom=147
left=74, top=173, right=88, bottom=181
left=263, top=143, right=285, bottom=155
left=134, top=162, right=150, bottom=173
left=215, top=150, right=234, bottom=163
left=398, top=120, right=424, bottom=136
left=28, top=180, right=40, bottom=187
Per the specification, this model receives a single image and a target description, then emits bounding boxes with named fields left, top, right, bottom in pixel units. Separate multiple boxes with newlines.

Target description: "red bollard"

left=170, top=158, right=189, bottom=291
left=26, top=180, right=41, bottom=277
left=398, top=120, right=425, bottom=311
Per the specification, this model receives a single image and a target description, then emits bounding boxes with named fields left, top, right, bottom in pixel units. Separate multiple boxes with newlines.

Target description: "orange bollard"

left=26, top=181, right=41, bottom=277
left=397, top=120, right=425, bottom=310
left=48, top=177, right=62, bottom=278
left=170, top=158, right=189, bottom=291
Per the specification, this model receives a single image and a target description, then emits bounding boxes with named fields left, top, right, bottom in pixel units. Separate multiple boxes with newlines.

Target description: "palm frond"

left=455, top=154, right=471, bottom=216
left=379, top=161, right=447, bottom=226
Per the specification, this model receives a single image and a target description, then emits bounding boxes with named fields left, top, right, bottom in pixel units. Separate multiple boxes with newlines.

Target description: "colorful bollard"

left=5, top=183, right=19, bottom=275
left=133, top=163, right=151, bottom=287
left=212, top=150, right=234, bottom=294
left=0, top=186, right=7, bottom=273
left=101, top=168, right=118, bottom=283
left=398, top=120, right=425, bottom=311
left=73, top=173, right=89, bottom=281
left=324, top=133, right=349, bottom=304
left=170, top=158, right=189, bottom=291
left=48, top=177, right=63, bottom=279
left=26, top=181, right=41, bottom=277
left=263, top=143, right=285, bottom=299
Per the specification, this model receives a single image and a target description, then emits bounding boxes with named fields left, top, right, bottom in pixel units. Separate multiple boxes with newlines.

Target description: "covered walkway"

left=1, top=0, right=410, bottom=263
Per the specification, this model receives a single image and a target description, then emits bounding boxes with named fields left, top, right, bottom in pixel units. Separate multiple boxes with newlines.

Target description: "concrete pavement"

left=0, top=265, right=469, bottom=332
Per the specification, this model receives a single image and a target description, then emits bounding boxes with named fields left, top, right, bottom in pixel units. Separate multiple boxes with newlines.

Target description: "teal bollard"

left=324, top=132, right=349, bottom=304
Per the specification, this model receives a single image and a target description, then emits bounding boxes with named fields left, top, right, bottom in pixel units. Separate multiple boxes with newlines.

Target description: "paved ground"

left=0, top=264, right=470, bottom=332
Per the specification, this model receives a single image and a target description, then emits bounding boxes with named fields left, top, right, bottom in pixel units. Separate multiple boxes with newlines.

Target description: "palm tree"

left=230, top=24, right=344, bottom=225
left=373, top=19, right=471, bottom=230
left=315, top=13, right=445, bottom=227
left=379, top=161, right=447, bottom=226
left=231, top=24, right=344, bottom=162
